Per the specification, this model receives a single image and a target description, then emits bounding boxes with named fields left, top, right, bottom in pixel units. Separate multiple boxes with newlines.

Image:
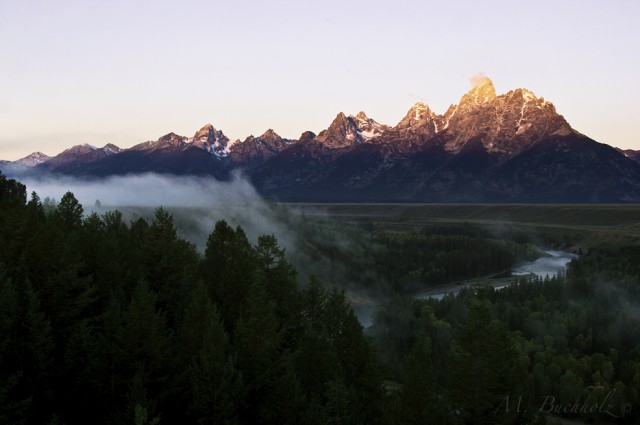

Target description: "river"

left=511, top=249, right=578, bottom=279
left=353, top=248, right=577, bottom=328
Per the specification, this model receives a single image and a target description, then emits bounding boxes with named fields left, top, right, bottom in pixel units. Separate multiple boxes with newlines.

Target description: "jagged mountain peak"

left=332, top=112, right=355, bottom=130
left=158, top=132, right=186, bottom=147
left=349, top=111, right=369, bottom=125
left=227, top=128, right=291, bottom=168
left=191, top=123, right=230, bottom=157
left=334, top=112, right=350, bottom=124
left=60, top=144, right=99, bottom=154
left=193, top=124, right=216, bottom=141
left=102, top=143, right=121, bottom=153
left=316, top=110, right=391, bottom=147
left=410, top=101, right=429, bottom=110
left=396, top=102, right=436, bottom=130
left=15, top=151, right=50, bottom=167
left=514, top=87, right=537, bottom=101
left=259, top=128, right=281, bottom=141
left=298, top=131, right=316, bottom=144
left=501, top=87, right=554, bottom=109
left=316, top=112, right=362, bottom=147
left=459, top=75, right=497, bottom=107
left=198, top=123, right=215, bottom=130
left=348, top=111, right=389, bottom=141
left=245, top=129, right=283, bottom=145
left=440, top=79, right=575, bottom=156
left=36, top=141, right=125, bottom=171
left=159, top=132, right=182, bottom=139
left=323, top=112, right=351, bottom=134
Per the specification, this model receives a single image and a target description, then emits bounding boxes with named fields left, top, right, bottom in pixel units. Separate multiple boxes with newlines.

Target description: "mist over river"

left=512, top=249, right=577, bottom=278
left=354, top=248, right=577, bottom=328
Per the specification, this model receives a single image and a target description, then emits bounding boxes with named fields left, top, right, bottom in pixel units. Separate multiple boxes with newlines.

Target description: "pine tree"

left=56, top=192, right=84, bottom=231
left=0, top=172, right=27, bottom=208
left=178, top=280, right=241, bottom=424
left=143, top=207, right=198, bottom=325
left=233, top=280, right=283, bottom=423
left=450, top=300, right=529, bottom=425
left=400, top=332, right=451, bottom=425
left=255, top=234, right=299, bottom=331
left=118, top=279, right=171, bottom=423
left=0, top=273, right=22, bottom=423
left=0, top=174, right=28, bottom=281
left=295, top=325, right=339, bottom=399
left=202, top=220, right=257, bottom=331
left=26, top=191, right=45, bottom=223
left=259, top=354, right=307, bottom=425
left=299, top=277, right=384, bottom=424
left=90, top=294, right=126, bottom=420
left=0, top=273, right=54, bottom=424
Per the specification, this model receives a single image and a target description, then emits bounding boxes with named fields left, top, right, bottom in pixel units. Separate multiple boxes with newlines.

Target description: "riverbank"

left=351, top=248, right=577, bottom=328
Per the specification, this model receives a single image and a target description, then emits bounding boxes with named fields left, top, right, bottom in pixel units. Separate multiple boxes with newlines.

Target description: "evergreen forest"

left=0, top=172, right=639, bottom=424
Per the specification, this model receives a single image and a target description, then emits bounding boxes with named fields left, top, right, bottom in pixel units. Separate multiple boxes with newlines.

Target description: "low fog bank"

left=21, top=172, right=304, bottom=254
left=21, top=172, right=358, bottom=293
left=23, top=172, right=259, bottom=208
left=19, top=172, right=377, bottom=297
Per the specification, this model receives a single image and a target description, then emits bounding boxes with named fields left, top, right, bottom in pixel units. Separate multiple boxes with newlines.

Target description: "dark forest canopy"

left=0, top=172, right=639, bottom=424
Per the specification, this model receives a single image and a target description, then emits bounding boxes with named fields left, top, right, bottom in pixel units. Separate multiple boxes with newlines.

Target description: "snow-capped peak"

left=190, top=123, right=231, bottom=157
left=348, top=111, right=389, bottom=141
left=316, top=112, right=363, bottom=147
left=102, top=144, right=122, bottom=155
left=396, top=102, right=436, bottom=129
left=14, top=151, right=51, bottom=167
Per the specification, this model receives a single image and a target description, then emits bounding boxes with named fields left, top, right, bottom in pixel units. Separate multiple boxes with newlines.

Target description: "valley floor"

left=285, top=203, right=640, bottom=250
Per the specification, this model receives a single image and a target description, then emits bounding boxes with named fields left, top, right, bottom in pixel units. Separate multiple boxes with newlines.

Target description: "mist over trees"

left=0, top=171, right=639, bottom=424
left=0, top=173, right=383, bottom=424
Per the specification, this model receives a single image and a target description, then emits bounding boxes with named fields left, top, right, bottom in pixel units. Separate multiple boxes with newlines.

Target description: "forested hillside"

left=0, top=172, right=639, bottom=424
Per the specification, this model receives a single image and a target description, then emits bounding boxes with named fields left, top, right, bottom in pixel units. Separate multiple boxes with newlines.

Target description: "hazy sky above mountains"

left=1, top=0, right=639, bottom=160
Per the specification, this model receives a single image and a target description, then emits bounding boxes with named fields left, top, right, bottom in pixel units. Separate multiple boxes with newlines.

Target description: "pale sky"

left=1, top=0, right=639, bottom=160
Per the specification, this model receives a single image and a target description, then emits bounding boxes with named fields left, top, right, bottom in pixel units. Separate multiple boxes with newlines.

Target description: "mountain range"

left=4, top=76, right=640, bottom=202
